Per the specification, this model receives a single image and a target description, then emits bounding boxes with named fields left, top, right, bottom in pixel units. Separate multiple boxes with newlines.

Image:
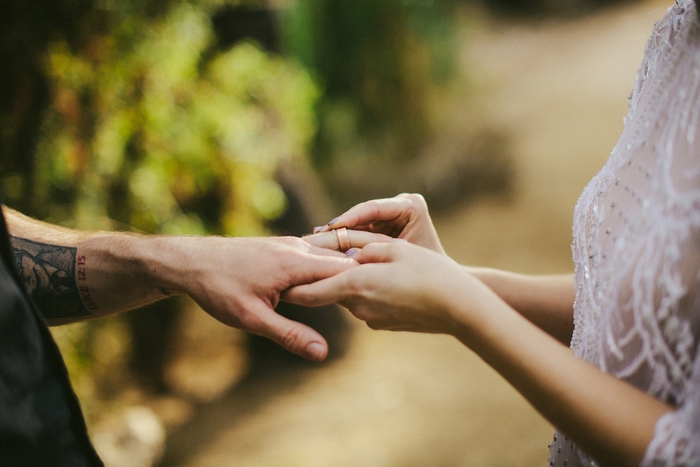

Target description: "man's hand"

left=4, top=205, right=362, bottom=361
left=144, top=236, right=357, bottom=361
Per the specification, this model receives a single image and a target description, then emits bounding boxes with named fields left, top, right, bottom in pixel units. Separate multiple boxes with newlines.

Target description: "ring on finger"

left=336, top=227, right=351, bottom=251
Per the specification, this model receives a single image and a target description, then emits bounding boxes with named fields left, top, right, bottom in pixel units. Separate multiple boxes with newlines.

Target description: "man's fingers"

left=302, top=240, right=348, bottom=257
left=303, top=230, right=394, bottom=251
left=249, top=303, right=329, bottom=361
left=303, top=230, right=345, bottom=250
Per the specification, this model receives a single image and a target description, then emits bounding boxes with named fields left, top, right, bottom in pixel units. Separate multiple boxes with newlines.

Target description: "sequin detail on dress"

left=549, top=1, right=700, bottom=465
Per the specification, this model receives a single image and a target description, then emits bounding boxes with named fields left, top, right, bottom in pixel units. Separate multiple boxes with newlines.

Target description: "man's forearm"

left=4, top=206, right=167, bottom=324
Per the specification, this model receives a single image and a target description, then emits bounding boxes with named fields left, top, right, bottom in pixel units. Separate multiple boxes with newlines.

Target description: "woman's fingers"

left=351, top=241, right=404, bottom=264
left=284, top=243, right=402, bottom=305
left=285, top=242, right=408, bottom=304
left=314, top=194, right=423, bottom=234
left=282, top=272, right=354, bottom=308
left=311, top=194, right=446, bottom=252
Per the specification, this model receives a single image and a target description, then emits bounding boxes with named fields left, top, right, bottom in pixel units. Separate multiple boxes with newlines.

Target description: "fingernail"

left=305, top=342, right=326, bottom=361
left=327, top=217, right=339, bottom=226
left=312, top=226, right=324, bottom=234
left=346, top=247, right=360, bottom=257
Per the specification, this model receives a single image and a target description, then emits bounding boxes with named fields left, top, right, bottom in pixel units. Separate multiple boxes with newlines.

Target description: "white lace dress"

left=548, top=1, right=700, bottom=465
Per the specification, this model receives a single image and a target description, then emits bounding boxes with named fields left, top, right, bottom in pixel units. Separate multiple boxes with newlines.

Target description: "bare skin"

left=289, top=193, right=673, bottom=466
left=315, top=193, right=575, bottom=342
left=4, top=206, right=390, bottom=361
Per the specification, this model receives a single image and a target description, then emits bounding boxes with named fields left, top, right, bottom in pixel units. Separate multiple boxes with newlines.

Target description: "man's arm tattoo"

left=9, top=236, right=93, bottom=319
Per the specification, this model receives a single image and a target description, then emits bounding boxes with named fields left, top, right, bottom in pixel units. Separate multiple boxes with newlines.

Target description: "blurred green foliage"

left=280, top=0, right=461, bottom=166
left=34, top=2, right=319, bottom=236
left=1, top=0, right=463, bottom=411
left=2, top=0, right=322, bottom=405
left=2, top=0, right=461, bottom=248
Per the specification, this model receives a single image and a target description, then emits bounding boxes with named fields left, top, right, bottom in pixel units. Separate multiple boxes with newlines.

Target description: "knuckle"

left=324, top=231, right=339, bottom=249
left=280, top=326, right=304, bottom=351
left=406, top=193, right=427, bottom=207
left=283, top=236, right=305, bottom=249
left=386, top=242, right=403, bottom=257
left=345, top=274, right=369, bottom=300
left=276, top=243, right=302, bottom=266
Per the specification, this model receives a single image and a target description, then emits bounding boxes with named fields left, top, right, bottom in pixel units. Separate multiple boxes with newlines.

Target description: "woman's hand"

left=284, top=241, right=493, bottom=335
left=313, top=193, right=445, bottom=254
left=285, top=240, right=673, bottom=467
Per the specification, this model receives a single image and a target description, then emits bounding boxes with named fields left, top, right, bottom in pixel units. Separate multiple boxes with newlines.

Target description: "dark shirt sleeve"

left=0, top=211, right=103, bottom=467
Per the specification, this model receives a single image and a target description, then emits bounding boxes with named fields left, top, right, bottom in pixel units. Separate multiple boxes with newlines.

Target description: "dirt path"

left=159, top=2, right=670, bottom=465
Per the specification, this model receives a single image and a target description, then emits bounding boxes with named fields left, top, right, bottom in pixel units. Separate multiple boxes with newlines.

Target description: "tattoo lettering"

left=76, top=255, right=98, bottom=312
left=10, top=236, right=93, bottom=319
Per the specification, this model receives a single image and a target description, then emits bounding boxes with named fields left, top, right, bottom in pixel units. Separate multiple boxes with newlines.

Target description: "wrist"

left=436, top=266, right=494, bottom=338
left=442, top=266, right=518, bottom=342
left=462, top=265, right=499, bottom=283
left=68, top=232, right=166, bottom=314
left=129, top=234, right=199, bottom=297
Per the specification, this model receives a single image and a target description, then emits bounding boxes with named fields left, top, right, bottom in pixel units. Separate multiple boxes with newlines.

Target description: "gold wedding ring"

left=335, top=227, right=351, bottom=252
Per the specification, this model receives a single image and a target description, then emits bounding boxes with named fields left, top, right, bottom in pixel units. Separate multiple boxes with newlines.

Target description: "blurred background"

left=0, top=0, right=670, bottom=465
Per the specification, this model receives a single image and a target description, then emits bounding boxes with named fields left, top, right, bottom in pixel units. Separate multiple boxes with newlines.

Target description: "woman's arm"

left=3, top=206, right=358, bottom=361
left=466, top=268, right=575, bottom=344
left=284, top=242, right=672, bottom=466
left=311, top=193, right=575, bottom=342
left=456, top=275, right=669, bottom=467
